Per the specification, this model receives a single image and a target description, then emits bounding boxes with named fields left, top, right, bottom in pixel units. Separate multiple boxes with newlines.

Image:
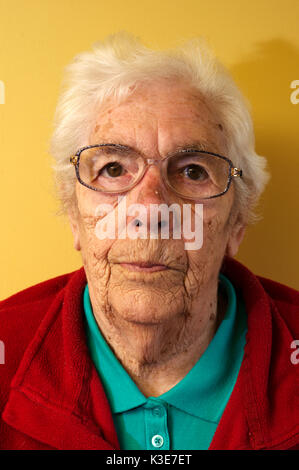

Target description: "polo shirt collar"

left=84, top=273, right=246, bottom=423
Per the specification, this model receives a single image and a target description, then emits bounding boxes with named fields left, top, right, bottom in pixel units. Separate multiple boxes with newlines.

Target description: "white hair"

left=50, top=32, right=270, bottom=223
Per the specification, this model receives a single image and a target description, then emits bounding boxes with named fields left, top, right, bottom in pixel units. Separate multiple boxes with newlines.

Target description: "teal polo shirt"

left=84, top=274, right=247, bottom=450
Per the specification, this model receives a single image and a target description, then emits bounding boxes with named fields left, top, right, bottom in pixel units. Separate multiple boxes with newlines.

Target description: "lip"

left=119, top=262, right=169, bottom=273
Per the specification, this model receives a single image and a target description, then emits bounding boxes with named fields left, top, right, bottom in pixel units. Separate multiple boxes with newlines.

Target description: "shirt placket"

left=144, top=399, right=170, bottom=450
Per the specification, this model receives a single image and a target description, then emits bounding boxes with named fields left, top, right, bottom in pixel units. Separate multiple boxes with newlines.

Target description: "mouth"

left=119, top=262, right=169, bottom=273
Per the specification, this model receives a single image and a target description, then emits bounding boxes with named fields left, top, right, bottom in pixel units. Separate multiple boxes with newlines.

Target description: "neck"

left=88, top=284, right=227, bottom=397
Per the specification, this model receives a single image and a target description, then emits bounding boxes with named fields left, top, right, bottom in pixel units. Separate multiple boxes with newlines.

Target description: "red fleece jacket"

left=0, top=256, right=298, bottom=450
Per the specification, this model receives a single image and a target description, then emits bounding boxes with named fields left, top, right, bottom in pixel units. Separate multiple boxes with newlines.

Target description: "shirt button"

left=152, top=406, right=163, bottom=417
left=151, top=434, right=164, bottom=448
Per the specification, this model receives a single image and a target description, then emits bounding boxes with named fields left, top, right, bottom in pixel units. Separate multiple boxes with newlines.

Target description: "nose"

left=136, top=164, right=168, bottom=204
left=127, top=164, right=173, bottom=234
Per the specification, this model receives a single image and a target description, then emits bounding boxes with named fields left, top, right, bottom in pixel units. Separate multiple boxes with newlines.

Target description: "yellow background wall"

left=0, top=0, right=298, bottom=298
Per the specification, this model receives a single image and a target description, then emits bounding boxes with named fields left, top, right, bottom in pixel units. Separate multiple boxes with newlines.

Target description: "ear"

left=225, top=221, right=246, bottom=258
left=68, top=206, right=81, bottom=251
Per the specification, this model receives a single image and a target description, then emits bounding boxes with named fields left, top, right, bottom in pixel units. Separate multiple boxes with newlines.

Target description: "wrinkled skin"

left=69, top=80, right=246, bottom=396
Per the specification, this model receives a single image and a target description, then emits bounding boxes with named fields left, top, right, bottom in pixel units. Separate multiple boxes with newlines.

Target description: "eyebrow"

left=96, top=140, right=212, bottom=158
left=169, top=141, right=211, bottom=154
left=96, top=143, right=132, bottom=152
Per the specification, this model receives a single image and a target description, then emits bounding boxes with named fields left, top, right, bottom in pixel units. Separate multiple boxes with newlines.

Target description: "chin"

left=108, top=286, right=185, bottom=325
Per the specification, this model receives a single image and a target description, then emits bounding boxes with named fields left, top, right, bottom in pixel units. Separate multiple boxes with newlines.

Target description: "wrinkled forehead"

left=88, top=81, right=227, bottom=157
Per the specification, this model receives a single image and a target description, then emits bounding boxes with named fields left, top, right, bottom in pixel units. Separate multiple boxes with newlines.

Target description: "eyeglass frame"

left=70, top=143, right=243, bottom=201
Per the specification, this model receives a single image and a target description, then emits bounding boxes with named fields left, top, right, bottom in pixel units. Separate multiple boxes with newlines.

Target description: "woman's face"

left=69, top=80, right=245, bottom=324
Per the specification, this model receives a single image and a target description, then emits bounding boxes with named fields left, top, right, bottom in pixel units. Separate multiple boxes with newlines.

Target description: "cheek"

left=78, top=216, right=114, bottom=268
left=76, top=181, right=122, bottom=240
left=206, top=199, right=233, bottom=248
left=76, top=182, right=120, bottom=214
left=187, top=202, right=232, bottom=267
left=204, top=216, right=229, bottom=253
left=184, top=214, right=229, bottom=297
left=204, top=205, right=227, bottom=235
left=75, top=186, right=120, bottom=265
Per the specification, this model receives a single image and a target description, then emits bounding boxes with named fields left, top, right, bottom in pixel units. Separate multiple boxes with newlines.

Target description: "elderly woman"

left=0, top=33, right=298, bottom=451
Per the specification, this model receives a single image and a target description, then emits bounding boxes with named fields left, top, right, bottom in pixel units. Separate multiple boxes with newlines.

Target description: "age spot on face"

left=93, top=119, right=114, bottom=138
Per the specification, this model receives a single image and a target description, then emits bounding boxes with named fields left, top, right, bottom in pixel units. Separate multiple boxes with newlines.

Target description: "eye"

left=182, top=164, right=209, bottom=181
left=100, top=162, right=125, bottom=178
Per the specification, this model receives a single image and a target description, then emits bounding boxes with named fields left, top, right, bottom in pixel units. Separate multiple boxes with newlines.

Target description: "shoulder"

left=257, top=275, right=299, bottom=322
left=0, top=270, right=77, bottom=312
left=0, top=271, right=75, bottom=346
left=221, top=256, right=299, bottom=334
left=0, top=267, right=85, bottom=339
left=222, top=255, right=299, bottom=305
left=0, top=268, right=85, bottom=407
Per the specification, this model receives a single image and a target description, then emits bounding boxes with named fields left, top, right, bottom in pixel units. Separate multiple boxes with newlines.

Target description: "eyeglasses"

left=70, top=143, right=242, bottom=200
